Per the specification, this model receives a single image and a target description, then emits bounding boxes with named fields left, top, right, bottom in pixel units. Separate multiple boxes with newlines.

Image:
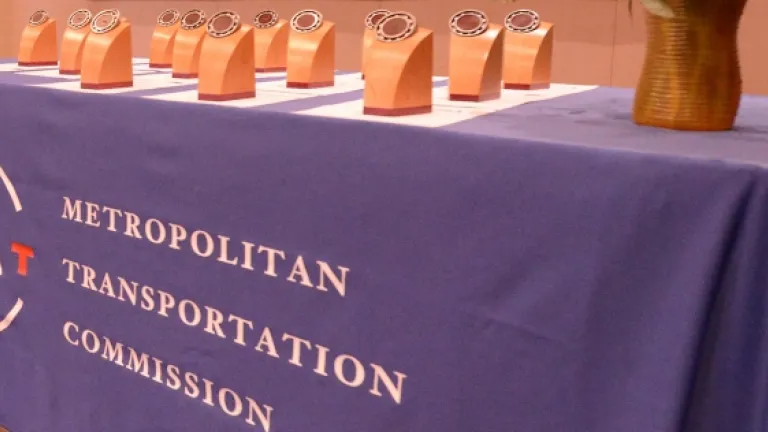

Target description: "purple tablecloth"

left=0, top=64, right=767, bottom=432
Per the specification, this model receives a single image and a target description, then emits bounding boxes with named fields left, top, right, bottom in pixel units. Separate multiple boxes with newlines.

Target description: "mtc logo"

left=0, top=166, right=33, bottom=333
left=0, top=243, right=34, bottom=332
left=5, top=243, right=34, bottom=276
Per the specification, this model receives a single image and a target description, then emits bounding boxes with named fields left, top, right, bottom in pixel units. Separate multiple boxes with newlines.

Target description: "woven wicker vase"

left=632, top=0, right=747, bottom=131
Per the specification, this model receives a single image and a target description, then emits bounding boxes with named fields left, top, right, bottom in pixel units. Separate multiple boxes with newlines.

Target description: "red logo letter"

left=11, top=243, right=34, bottom=276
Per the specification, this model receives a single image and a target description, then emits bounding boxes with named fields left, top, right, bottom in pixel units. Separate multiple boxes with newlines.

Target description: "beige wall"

left=4, top=0, right=768, bottom=94
left=0, top=0, right=14, bottom=57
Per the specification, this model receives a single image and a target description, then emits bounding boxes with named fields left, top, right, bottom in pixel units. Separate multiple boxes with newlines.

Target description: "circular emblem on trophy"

left=375, top=12, right=417, bottom=43
left=180, top=9, right=206, bottom=31
left=253, top=10, right=278, bottom=29
left=365, top=9, right=390, bottom=30
left=505, top=9, right=540, bottom=33
left=28, top=10, right=49, bottom=27
left=157, top=8, right=180, bottom=27
left=290, top=10, right=323, bottom=33
left=207, top=10, right=241, bottom=38
left=91, top=9, right=121, bottom=34
left=450, top=10, right=488, bottom=37
left=67, top=9, right=92, bottom=30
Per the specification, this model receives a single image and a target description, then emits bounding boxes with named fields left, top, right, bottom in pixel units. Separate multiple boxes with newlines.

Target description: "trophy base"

left=81, top=81, right=133, bottom=90
left=504, top=83, right=550, bottom=91
left=149, top=63, right=172, bottom=69
left=198, top=91, right=255, bottom=102
left=256, top=67, right=286, bottom=72
left=449, top=93, right=501, bottom=102
left=364, top=105, right=432, bottom=117
left=59, top=69, right=80, bottom=75
left=287, top=81, right=334, bottom=89
left=172, top=72, right=198, bottom=79
left=18, top=61, right=58, bottom=67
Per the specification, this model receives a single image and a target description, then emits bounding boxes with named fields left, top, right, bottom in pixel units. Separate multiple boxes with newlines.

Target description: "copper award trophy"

left=18, top=10, right=58, bottom=67
left=149, top=8, right=181, bottom=68
left=253, top=10, right=288, bottom=72
left=60, top=9, right=92, bottom=74
left=361, top=9, right=389, bottom=79
left=502, top=10, right=553, bottom=90
left=81, top=9, right=133, bottom=89
left=448, top=10, right=503, bottom=102
left=286, top=10, right=335, bottom=88
left=172, top=10, right=207, bottom=78
left=198, top=11, right=255, bottom=101
left=363, top=12, right=433, bottom=116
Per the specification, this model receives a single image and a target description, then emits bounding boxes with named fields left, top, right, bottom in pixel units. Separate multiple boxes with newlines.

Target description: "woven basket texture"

left=633, top=0, right=747, bottom=131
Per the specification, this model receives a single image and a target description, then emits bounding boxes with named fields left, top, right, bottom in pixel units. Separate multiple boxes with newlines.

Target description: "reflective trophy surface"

left=80, top=9, right=133, bottom=89
left=447, top=10, right=504, bottom=102
left=172, top=10, right=207, bottom=79
left=363, top=12, right=433, bottom=116
left=18, top=10, right=58, bottom=67
left=253, top=10, right=288, bottom=72
left=286, top=10, right=336, bottom=88
left=198, top=11, right=256, bottom=101
left=361, top=9, right=389, bottom=79
left=60, top=9, right=92, bottom=74
left=502, top=10, right=554, bottom=90
left=149, top=8, right=181, bottom=69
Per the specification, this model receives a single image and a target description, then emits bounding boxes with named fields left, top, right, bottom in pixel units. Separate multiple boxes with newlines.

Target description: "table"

left=0, top=59, right=766, bottom=432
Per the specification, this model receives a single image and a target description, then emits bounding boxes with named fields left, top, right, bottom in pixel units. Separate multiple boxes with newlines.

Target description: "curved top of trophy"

left=28, top=10, right=49, bottom=27
left=91, top=9, right=121, bottom=34
left=68, top=9, right=92, bottom=30
left=365, top=9, right=390, bottom=30
left=157, top=8, right=180, bottom=27
left=290, top=9, right=323, bottom=33
left=180, top=9, right=206, bottom=30
left=253, top=10, right=279, bottom=29
left=504, top=9, right=540, bottom=33
left=375, top=12, right=417, bottom=43
left=207, top=10, right=241, bottom=38
left=449, top=9, right=488, bottom=37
